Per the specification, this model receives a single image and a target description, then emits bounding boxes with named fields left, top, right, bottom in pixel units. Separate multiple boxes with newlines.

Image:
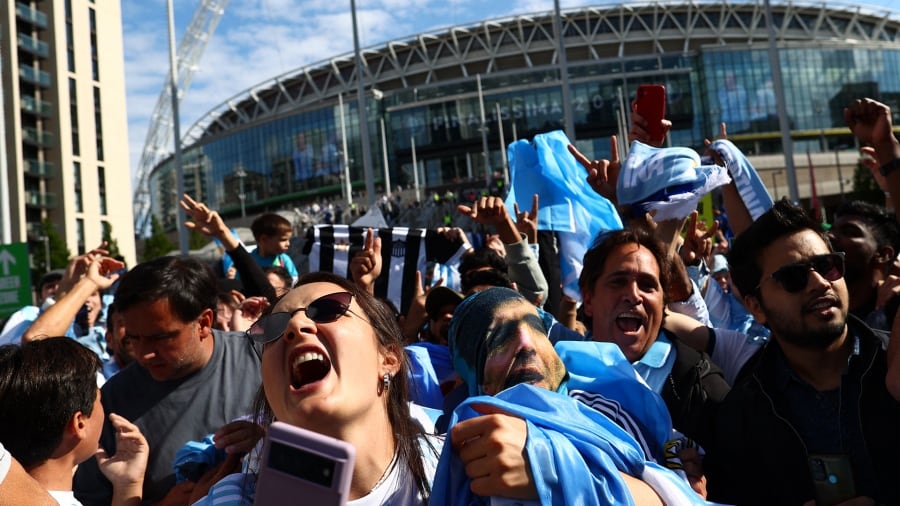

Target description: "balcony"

left=24, top=191, right=57, bottom=209
left=25, top=222, right=44, bottom=241
left=22, top=127, right=54, bottom=147
left=24, top=159, right=55, bottom=177
left=19, top=64, right=51, bottom=87
left=15, top=2, right=48, bottom=29
left=18, top=34, right=50, bottom=58
left=21, top=95, right=52, bottom=117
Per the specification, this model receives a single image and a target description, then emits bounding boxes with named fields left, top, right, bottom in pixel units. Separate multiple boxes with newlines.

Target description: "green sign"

left=0, top=243, right=33, bottom=319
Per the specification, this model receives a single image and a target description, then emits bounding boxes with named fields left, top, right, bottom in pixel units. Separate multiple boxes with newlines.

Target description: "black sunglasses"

left=246, top=292, right=356, bottom=344
left=756, top=252, right=845, bottom=294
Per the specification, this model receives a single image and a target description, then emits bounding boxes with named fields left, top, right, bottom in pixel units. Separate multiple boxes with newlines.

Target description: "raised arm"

left=845, top=98, right=900, bottom=217
left=458, top=196, right=548, bottom=305
left=180, top=194, right=277, bottom=303
left=22, top=255, right=122, bottom=342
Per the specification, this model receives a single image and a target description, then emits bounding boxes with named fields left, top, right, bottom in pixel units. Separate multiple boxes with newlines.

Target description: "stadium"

left=148, top=0, right=900, bottom=230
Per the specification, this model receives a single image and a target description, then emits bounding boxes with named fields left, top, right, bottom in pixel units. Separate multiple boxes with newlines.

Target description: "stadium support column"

left=167, top=0, right=188, bottom=254
left=765, top=0, right=799, bottom=203
left=477, top=74, right=491, bottom=188
left=350, top=0, right=376, bottom=207
left=554, top=0, right=575, bottom=141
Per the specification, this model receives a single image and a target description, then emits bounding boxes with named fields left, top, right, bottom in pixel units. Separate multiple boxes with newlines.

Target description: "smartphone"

left=254, top=422, right=356, bottom=506
left=634, top=84, right=667, bottom=144
left=808, top=454, right=856, bottom=506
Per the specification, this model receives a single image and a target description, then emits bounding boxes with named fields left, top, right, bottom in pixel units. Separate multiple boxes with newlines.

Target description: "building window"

left=69, top=78, right=80, bottom=157
left=98, top=166, right=107, bottom=215
left=76, top=218, right=85, bottom=255
left=65, top=0, right=75, bottom=72
left=89, top=8, right=99, bottom=81
left=93, top=87, right=103, bottom=161
left=74, top=162, right=83, bottom=213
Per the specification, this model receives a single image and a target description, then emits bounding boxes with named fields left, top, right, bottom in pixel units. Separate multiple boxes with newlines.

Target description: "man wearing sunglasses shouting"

left=703, top=199, right=900, bottom=505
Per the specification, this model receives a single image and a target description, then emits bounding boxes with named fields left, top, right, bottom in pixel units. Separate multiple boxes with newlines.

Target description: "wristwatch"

left=879, top=158, right=900, bottom=177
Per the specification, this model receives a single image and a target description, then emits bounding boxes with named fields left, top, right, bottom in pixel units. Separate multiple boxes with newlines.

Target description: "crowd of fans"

left=1, top=97, right=899, bottom=505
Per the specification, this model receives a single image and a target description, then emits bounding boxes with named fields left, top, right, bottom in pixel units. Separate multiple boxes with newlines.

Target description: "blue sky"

left=120, top=0, right=900, bottom=181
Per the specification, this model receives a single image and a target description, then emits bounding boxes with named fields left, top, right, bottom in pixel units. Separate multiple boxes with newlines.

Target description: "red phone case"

left=635, top=85, right=667, bottom=143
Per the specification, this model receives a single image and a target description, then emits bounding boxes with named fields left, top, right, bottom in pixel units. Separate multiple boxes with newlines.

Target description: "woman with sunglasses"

left=195, top=272, right=441, bottom=505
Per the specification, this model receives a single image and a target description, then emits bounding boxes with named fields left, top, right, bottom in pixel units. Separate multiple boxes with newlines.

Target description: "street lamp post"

left=834, top=146, right=846, bottom=199
left=39, top=235, right=49, bottom=272
left=770, top=170, right=782, bottom=200
left=235, top=166, right=247, bottom=218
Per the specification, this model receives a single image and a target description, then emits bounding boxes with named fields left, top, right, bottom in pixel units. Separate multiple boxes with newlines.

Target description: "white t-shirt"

left=0, top=443, right=10, bottom=485
left=49, top=490, right=83, bottom=506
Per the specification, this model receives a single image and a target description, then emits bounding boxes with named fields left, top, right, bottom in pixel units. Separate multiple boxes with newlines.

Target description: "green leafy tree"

left=38, top=218, right=70, bottom=271
left=102, top=221, right=122, bottom=260
left=189, top=228, right=207, bottom=250
left=851, top=160, right=884, bottom=205
left=141, top=215, right=177, bottom=262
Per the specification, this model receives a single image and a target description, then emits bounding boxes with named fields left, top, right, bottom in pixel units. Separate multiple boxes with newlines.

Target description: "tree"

left=102, top=221, right=122, bottom=260
left=189, top=228, right=207, bottom=250
left=37, top=218, right=70, bottom=271
left=141, top=215, right=177, bottom=262
left=851, top=160, right=883, bottom=205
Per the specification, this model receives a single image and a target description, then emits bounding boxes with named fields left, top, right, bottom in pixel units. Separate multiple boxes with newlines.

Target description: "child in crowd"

left=221, top=213, right=299, bottom=284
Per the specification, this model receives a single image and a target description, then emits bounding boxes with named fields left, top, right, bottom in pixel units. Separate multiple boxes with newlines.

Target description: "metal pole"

left=0, top=52, right=10, bottom=243
left=380, top=118, right=391, bottom=197
left=167, top=0, right=188, bottom=254
left=411, top=136, right=421, bottom=203
left=554, top=0, right=575, bottom=140
left=350, top=0, right=375, bottom=207
left=339, top=94, right=352, bottom=205
left=477, top=74, right=491, bottom=188
left=236, top=166, right=246, bottom=217
left=496, top=103, right=509, bottom=187
left=42, top=235, right=50, bottom=272
left=835, top=148, right=845, bottom=198
left=770, top=170, right=780, bottom=200
left=764, top=0, right=798, bottom=203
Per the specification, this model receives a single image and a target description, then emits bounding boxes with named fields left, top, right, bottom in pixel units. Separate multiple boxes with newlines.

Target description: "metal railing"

left=24, top=191, right=57, bottom=208
left=15, top=2, right=48, bottom=28
left=21, top=95, right=52, bottom=116
left=19, top=64, right=51, bottom=87
left=22, top=127, right=54, bottom=147
left=17, top=33, right=49, bottom=58
left=24, top=159, right=55, bottom=177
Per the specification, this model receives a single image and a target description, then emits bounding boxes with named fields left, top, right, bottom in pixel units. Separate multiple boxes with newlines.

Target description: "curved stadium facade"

left=149, top=0, right=900, bottom=228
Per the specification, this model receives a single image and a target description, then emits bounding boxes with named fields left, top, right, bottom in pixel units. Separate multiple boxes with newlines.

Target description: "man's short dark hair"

left=114, top=256, right=218, bottom=323
left=264, top=266, right=293, bottom=290
left=0, top=338, right=100, bottom=468
left=579, top=227, right=672, bottom=304
left=250, top=213, right=292, bottom=239
left=834, top=200, right=900, bottom=254
left=459, top=248, right=508, bottom=278
left=728, top=199, right=827, bottom=298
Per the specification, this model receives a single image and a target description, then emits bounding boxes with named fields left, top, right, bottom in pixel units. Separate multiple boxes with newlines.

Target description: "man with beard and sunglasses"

left=703, top=199, right=900, bottom=505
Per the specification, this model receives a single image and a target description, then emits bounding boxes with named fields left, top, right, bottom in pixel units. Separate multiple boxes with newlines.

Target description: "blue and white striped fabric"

left=308, top=225, right=469, bottom=314
left=505, top=130, right=623, bottom=300
left=618, top=141, right=731, bottom=221
left=706, top=139, right=774, bottom=220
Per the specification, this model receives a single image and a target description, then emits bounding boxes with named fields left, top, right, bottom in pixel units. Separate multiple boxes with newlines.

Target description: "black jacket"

left=704, top=315, right=900, bottom=505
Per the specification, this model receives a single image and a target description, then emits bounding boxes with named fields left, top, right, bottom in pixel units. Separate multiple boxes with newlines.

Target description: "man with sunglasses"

left=703, top=199, right=900, bottom=505
left=73, top=256, right=263, bottom=505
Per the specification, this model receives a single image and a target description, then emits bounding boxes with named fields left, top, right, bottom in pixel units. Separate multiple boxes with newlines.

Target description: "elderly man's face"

left=480, top=299, right=566, bottom=395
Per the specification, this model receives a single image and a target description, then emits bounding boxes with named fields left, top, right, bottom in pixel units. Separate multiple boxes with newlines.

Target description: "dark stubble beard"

left=763, top=305, right=847, bottom=350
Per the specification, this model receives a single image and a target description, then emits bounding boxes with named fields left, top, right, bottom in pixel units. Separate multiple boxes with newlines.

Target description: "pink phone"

left=254, top=422, right=356, bottom=505
left=635, top=84, right=667, bottom=144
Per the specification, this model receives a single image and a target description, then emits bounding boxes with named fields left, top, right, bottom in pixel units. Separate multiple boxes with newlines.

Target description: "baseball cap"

left=425, top=286, right=464, bottom=318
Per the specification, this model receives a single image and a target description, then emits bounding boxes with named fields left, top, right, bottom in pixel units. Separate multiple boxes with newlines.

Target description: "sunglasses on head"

left=756, top=252, right=845, bottom=294
left=246, top=291, right=356, bottom=344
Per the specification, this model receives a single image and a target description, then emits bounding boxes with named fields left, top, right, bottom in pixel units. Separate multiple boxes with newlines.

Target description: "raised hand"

left=349, top=228, right=382, bottom=295
left=629, top=107, right=672, bottom=147
left=513, top=194, right=539, bottom=244
left=569, top=136, right=620, bottom=204
left=680, top=211, right=718, bottom=267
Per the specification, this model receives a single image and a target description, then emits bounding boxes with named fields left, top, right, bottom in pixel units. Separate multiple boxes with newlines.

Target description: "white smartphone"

left=254, top=421, right=356, bottom=506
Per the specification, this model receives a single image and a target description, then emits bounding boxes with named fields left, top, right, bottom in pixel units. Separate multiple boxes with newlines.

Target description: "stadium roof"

left=184, top=0, right=900, bottom=144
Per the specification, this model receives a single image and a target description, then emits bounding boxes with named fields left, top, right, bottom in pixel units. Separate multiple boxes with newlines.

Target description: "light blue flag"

left=706, top=139, right=774, bottom=220
left=618, top=141, right=731, bottom=221
left=505, top=130, right=623, bottom=300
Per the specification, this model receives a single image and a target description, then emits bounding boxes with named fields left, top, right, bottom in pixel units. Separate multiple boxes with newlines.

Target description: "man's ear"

left=582, top=289, right=594, bottom=318
left=743, top=293, right=767, bottom=325
left=196, top=308, right=215, bottom=339
left=875, top=246, right=896, bottom=267
left=69, top=411, right=88, bottom=441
